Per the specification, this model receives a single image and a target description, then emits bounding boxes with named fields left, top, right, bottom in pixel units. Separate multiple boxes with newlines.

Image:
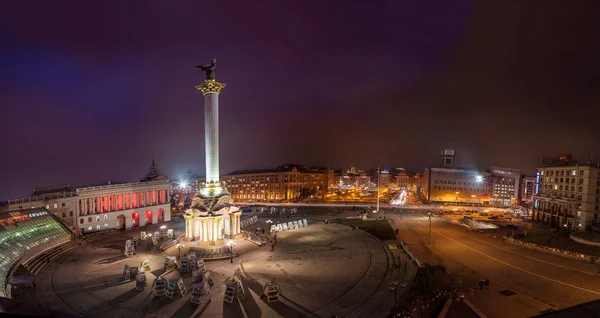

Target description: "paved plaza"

left=27, top=211, right=402, bottom=318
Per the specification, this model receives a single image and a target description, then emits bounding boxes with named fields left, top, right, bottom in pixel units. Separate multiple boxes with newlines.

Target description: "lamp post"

left=266, top=219, right=273, bottom=235
left=455, top=191, right=460, bottom=205
left=377, top=167, right=381, bottom=214
left=428, top=212, right=432, bottom=245
left=228, top=241, right=236, bottom=263
left=176, top=243, right=184, bottom=259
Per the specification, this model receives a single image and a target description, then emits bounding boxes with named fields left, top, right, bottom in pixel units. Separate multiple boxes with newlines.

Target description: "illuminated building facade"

left=222, top=165, right=333, bottom=202
left=422, top=167, right=491, bottom=204
left=488, top=166, right=520, bottom=206
left=2, top=180, right=171, bottom=234
left=2, top=161, right=172, bottom=234
left=532, top=157, right=600, bottom=231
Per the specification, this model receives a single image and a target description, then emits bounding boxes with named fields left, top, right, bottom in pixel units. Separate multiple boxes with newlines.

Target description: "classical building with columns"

left=1, top=161, right=172, bottom=234
left=532, top=156, right=600, bottom=231
left=184, top=61, right=241, bottom=244
left=75, top=180, right=171, bottom=233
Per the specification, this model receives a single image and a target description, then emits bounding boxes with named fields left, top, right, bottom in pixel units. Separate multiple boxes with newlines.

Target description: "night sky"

left=1, top=1, right=599, bottom=200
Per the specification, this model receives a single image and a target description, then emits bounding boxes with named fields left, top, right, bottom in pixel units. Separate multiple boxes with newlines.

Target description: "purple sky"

left=1, top=1, right=599, bottom=200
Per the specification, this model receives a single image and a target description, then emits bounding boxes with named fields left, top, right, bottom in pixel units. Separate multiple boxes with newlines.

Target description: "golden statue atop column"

left=184, top=59, right=242, bottom=244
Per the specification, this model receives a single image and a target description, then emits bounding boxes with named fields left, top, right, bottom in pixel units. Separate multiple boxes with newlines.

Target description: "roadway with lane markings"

left=387, top=210, right=600, bottom=318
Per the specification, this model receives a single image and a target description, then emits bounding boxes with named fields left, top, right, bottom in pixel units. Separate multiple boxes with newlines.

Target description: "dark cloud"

left=1, top=0, right=599, bottom=200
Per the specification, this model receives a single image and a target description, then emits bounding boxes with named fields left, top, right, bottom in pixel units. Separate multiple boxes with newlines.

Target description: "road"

left=387, top=210, right=600, bottom=318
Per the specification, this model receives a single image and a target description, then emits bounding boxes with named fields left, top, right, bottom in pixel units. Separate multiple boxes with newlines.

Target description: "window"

left=580, top=170, right=585, bottom=176
left=70, top=211, right=73, bottom=217
left=579, top=179, right=584, bottom=184
left=53, top=204, right=57, bottom=208
left=559, top=185, right=563, bottom=190
left=46, top=205, right=50, bottom=209
left=577, top=194, right=583, bottom=200
left=104, top=215, right=108, bottom=220
left=96, top=216, right=100, bottom=222
left=62, top=203, right=66, bottom=207
left=80, top=218, right=84, bottom=224
left=572, top=170, right=577, bottom=176
left=62, top=213, right=66, bottom=218
left=579, top=187, right=583, bottom=192
left=96, top=225, right=100, bottom=231
left=88, top=226, right=92, bottom=231
left=88, top=217, right=92, bottom=223
left=104, top=224, right=109, bottom=229
left=572, top=178, right=576, bottom=183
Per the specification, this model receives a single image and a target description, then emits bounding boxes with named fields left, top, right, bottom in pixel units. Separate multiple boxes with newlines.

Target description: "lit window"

left=96, top=225, right=100, bottom=230
left=88, top=226, right=92, bottom=231
left=96, top=216, right=100, bottom=222
left=104, top=224, right=108, bottom=228
left=46, top=205, right=50, bottom=209
left=54, top=204, right=58, bottom=208
left=104, top=215, right=108, bottom=220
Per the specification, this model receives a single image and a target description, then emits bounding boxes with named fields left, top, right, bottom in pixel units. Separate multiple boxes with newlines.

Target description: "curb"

left=463, top=299, right=488, bottom=318
left=438, top=298, right=452, bottom=318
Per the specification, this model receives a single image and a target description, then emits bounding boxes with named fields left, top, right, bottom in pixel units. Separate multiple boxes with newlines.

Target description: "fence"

left=240, top=215, right=258, bottom=229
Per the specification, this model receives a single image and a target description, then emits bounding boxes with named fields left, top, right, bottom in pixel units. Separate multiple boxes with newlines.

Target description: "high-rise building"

left=488, top=166, right=520, bottom=207
left=532, top=155, right=600, bottom=231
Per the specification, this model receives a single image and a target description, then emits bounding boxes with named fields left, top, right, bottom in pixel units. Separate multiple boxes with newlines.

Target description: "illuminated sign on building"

left=423, top=168, right=490, bottom=203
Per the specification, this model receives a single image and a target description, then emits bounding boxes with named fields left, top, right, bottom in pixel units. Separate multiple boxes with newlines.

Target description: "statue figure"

left=196, top=59, right=217, bottom=80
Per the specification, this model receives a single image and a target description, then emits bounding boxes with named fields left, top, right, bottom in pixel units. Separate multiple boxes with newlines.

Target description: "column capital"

left=195, top=79, right=226, bottom=95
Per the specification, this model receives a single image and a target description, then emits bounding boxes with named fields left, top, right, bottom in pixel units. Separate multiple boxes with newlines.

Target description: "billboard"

left=423, top=168, right=490, bottom=203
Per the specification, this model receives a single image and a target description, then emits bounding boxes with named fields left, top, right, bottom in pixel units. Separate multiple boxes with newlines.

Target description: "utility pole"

left=428, top=213, right=432, bottom=244
left=377, top=167, right=380, bottom=214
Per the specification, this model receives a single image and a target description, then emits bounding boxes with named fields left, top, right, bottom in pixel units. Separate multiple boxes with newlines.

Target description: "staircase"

left=22, top=229, right=118, bottom=276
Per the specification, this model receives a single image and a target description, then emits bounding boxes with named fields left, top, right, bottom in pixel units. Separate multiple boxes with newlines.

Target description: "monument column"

left=195, top=77, right=226, bottom=185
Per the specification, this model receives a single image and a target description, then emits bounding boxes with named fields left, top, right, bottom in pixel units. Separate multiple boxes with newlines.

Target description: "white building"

left=533, top=162, right=600, bottom=231
left=75, top=180, right=171, bottom=233
left=2, top=180, right=172, bottom=234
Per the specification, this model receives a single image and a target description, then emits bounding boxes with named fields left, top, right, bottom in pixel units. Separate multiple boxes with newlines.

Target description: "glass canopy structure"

left=0, top=210, right=70, bottom=297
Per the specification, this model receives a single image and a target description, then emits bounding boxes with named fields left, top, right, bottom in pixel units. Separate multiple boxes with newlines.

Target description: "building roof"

left=227, top=168, right=288, bottom=175
left=32, top=184, right=72, bottom=196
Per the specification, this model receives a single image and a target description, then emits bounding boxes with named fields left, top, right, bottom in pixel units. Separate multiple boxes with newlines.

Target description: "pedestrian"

left=395, top=229, right=399, bottom=236
left=32, top=282, right=36, bottom=290
left=271, top=243, right=275, bottom=252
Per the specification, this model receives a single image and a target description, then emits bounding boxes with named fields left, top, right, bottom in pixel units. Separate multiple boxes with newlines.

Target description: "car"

left=488, top=215, right=499, bottom=220
left=506, top=224, right=517, bottom=229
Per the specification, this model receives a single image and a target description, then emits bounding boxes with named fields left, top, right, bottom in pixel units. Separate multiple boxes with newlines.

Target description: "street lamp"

left=266, top=219, right=273, bottom=235
left=455, top=192, right=460, bottom=205
left=228, top=241, right=236, bottom=263
left=428, top=212, right=432, bottom=245
left=176, top=243, right=185, bottom=259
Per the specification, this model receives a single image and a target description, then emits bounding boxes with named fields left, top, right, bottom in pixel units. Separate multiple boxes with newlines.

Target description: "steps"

left=22, top=229, right=118, bottom=276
